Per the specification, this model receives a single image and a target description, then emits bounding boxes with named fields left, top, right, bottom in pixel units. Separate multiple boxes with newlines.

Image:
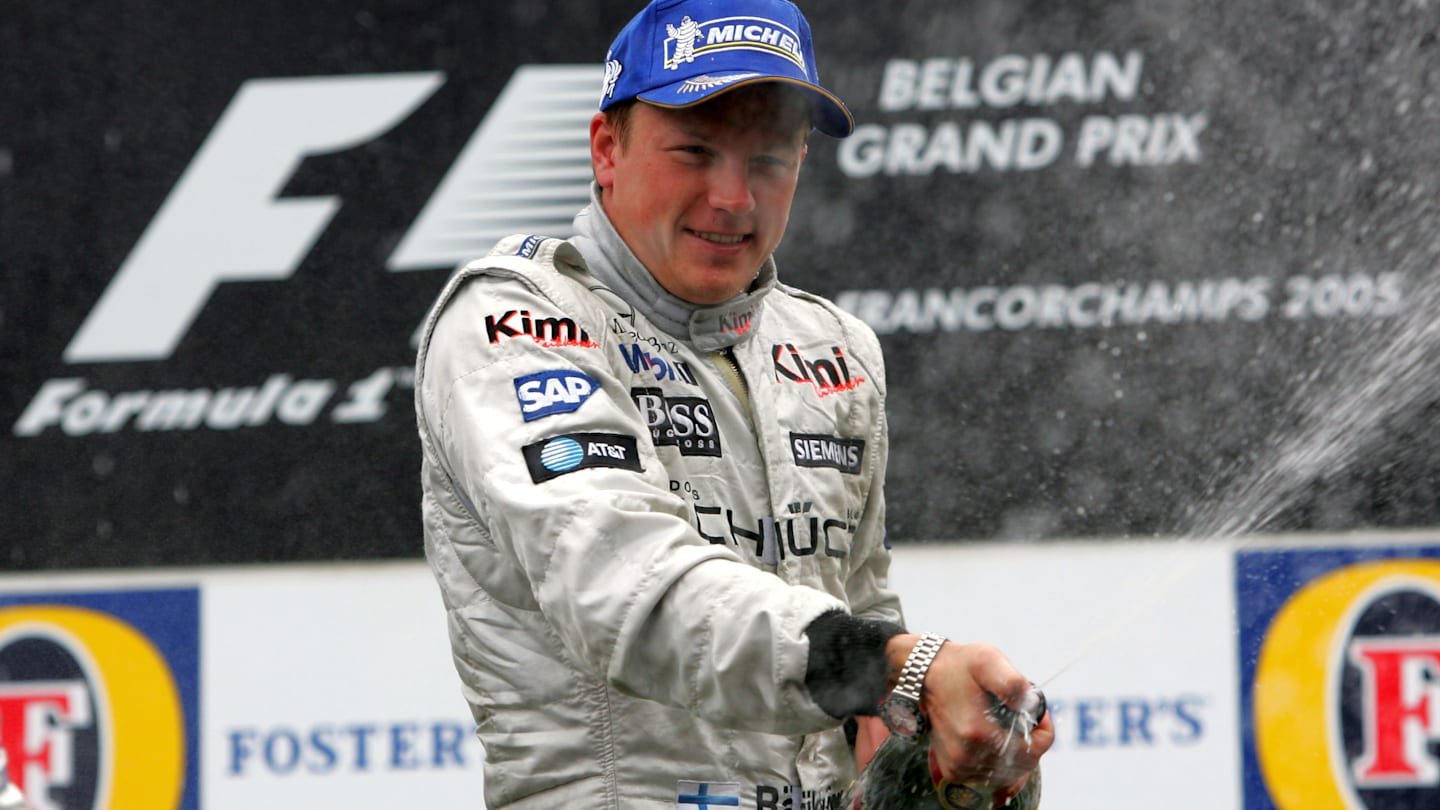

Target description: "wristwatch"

left=878, top=632, right=946, bottom=739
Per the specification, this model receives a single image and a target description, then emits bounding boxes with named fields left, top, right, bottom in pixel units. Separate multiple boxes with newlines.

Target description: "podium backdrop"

left=5, top=1, right=1439, bottom=566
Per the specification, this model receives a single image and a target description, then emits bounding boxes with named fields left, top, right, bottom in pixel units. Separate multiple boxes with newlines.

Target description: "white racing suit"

left=416, top=190, right=903, bottom=809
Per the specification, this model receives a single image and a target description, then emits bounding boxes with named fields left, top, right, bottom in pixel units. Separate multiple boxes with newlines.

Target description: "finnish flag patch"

left=676, top=780, right=740, bottom=808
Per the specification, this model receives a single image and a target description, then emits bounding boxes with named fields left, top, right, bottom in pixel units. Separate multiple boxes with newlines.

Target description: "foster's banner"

left=0, top=533, right=1434, bottom=801
left=1, top=534, right=1436, bottom=809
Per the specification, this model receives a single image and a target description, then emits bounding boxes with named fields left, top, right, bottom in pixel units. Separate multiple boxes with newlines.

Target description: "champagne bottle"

left=853, top=689, right=1045, bottom=810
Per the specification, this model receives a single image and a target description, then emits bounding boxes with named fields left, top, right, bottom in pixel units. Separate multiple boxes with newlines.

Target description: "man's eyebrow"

left=674, top=120, right=803, bottom=151
left=677, top=123, right=718, bottom=141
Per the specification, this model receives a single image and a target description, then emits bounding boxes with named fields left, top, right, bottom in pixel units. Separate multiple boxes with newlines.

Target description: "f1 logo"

left=63, top=65, right=601, bottom=365
left=64, top=73, right=443, bottom=363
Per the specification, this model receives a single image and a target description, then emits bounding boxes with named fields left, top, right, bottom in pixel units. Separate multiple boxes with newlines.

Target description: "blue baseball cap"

left=598, top=0, right=854, bottom=138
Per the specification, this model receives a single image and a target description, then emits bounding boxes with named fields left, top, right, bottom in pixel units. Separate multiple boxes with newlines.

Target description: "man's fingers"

left=958, top=643, right=1038, bottom=722
left=922, top=641, right=1053, bottom=790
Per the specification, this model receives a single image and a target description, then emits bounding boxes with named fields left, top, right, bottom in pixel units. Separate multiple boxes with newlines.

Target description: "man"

left=414, top=0, right=1053, bottom=806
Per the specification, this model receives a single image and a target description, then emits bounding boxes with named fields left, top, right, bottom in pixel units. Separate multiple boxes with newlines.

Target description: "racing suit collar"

left=570, top=183, right=773, bottom=351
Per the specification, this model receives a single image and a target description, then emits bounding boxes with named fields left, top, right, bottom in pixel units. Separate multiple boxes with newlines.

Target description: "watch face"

left=881, top=694, right=926, bottom=738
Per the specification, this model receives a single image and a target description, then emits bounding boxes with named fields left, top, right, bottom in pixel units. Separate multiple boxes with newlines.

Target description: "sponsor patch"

left=632, top=387, right=721, bottom=457
left=485, top=309, right=597, bottom=348
left=756, top=783, right=849, bottom=810
left=718, top=308, right=756, bottom=337
left=790, top=432, right=865, bottom=474
left=772, top=343, right=866, bottom=397
left=602, top=58, right=623, bottom=100
left=514, top=234, right=543, bottom=259
left=523, top=432, right=642, bottom=483
left=663, top=16, right=806, bottom=72
left=619, top=343, right=697, bottom=385
left=677, top=780, right=741, bottom=808
left=513, top=369, right=599, bottom=422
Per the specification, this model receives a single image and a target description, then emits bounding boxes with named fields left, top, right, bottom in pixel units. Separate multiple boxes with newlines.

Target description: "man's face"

left=591, top=89, right=809, bottom=305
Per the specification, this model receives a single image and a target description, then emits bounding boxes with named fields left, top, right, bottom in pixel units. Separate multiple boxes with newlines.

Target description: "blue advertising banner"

left=0, top=588, right=201, bottom=809
left=1237, top=543, right=1440, bottom=810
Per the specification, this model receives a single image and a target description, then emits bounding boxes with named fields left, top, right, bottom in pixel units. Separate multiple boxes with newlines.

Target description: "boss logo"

left=631, top=387, right=721, bottom=457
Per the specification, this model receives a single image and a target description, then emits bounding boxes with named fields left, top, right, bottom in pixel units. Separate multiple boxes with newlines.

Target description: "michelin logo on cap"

left=663, top=16, right=806, bottom=72
left=598, top=0, right=854, bottom=138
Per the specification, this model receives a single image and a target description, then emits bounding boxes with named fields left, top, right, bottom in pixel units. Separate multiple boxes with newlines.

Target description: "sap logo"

left=64, top=65, right=602, bottom=364
left=514, top=370, right=599, bottom=421
left=771, top=343, right=865, bottom=396
left=618, top=344, right=697, bottom=385
left=631, top=387, right=721, bottom=457
left=790, top=432, right=864, bottom=474
left=523, top=432, right=643, bottom=483
left=485, top=309, right=597, bottom=348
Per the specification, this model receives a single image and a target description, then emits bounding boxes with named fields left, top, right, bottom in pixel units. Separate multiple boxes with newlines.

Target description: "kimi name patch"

left=523, top=432, right=642, bottom=483
left=790, top=432, right=865, bottom=474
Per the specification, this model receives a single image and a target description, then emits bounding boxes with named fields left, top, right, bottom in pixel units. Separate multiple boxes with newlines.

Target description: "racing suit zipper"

left=710, top=347, right=753, bottom=424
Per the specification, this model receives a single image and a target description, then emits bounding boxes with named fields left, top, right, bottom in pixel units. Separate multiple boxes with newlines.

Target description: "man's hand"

left=884, top=635, right=1054, bottom=800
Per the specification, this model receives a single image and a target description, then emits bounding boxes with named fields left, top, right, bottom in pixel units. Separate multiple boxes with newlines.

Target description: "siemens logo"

left=790, top=433, right=865, bottom=474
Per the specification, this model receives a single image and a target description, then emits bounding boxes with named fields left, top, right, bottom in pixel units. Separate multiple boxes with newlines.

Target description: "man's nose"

left=707, top=162, right=756, bottom=215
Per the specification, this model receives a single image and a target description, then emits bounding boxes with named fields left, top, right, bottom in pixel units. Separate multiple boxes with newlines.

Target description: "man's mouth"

left=691, top=230, right=747, bottom=245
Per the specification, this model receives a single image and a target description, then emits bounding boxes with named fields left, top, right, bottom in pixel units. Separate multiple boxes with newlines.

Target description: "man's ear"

left=591, top=112, right=618, bottom=189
